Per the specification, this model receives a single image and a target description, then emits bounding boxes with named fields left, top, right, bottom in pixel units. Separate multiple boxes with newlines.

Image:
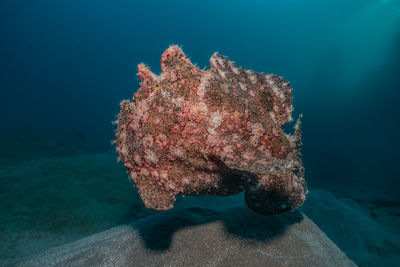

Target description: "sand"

left=1, top=150, right=399, bottom=266
left=18, top=209, right=355, bottom=267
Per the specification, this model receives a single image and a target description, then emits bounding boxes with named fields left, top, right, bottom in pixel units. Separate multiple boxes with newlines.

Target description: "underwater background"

left=1, top=0, right=399, bottom=266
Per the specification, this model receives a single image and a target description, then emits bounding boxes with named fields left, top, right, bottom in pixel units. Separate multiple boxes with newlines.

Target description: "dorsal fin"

left=160, top=45, right=194, bottom=73
left=137, top=63, right=156, bottom=86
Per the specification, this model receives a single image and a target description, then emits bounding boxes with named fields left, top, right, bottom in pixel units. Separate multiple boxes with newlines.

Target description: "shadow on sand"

left=132, top=204, right=303, bottom=251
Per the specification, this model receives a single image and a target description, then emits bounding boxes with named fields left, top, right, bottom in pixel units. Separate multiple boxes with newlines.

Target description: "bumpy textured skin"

left=115, top=46, right=307, bottom=215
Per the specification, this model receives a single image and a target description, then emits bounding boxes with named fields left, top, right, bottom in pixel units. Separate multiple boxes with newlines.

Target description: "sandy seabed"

left=0, top=147, right=399, bottom=266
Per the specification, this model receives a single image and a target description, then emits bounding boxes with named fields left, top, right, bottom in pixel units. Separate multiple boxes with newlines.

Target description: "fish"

left=115, top=45, right=307, bottom=215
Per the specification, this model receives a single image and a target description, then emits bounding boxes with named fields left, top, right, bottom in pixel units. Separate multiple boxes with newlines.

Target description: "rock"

left=19, top=207, right=355, bottom=267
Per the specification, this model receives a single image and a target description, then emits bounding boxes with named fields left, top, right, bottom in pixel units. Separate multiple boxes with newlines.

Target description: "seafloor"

left=0, top=132, right=399, bottom=266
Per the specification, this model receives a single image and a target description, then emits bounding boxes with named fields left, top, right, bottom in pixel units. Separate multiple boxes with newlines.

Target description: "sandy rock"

left=19, top=207, right=355, bottom=267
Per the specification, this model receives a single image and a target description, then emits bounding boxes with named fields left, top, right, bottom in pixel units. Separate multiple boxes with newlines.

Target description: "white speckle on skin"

left=231, top=65, right=240, bottom=75
left=141, top=168, right=150, bottom=177
left=216, top=56, right=226, bottom=68
left=120, top=146, right=128, bottom=158
left=210, top=55, right=218, bottom=68
left=130, top=171, right=138, bottom=180
left=218, top=69, right=227, bottom=79
left=211, top=54, right=227, bottom=70
left=221, top=84, right=229, bottom=93
left=210, top=111, right=223, bottom=128
left=191, top=102, right=208, bottom=116
left=223, top=145, right=233, bottom=154
left=173, top=96, right=184, bottom=107
left=143, top=135, right=154, bottom=147
left=239, top=82, right=247, bottom=91
left=269, top=111, right=277, bottom=123
left=170, top=146, right=186, bottom=159
left=246, top=70, right=257, bottom=84
left=271, top=85, right=284, bottom=100
left=166, top=180, right=176, bottom=191
left=161, top=89, right=171, bottom=99
left=242, top=151, right=254, bottom=160
left=144, top=149, right=158, bottom=164
left=251, top=122, right=264, bottom=137
left=136, top=102, right=148, bottom=118
left=249, top=136, right=258, bottom=146
left=206, top=133, right=219, bottom=145
left=160, top=171, right=168, bottom=180
left=207, top=127, right=216, bottom=134
left=197, top=73, right=212, bottom=97
left=266, top=76, right=285, bottom=100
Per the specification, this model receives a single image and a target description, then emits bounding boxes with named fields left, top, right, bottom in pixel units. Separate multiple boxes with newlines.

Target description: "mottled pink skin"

left=115, top=45, right=307, bottom=215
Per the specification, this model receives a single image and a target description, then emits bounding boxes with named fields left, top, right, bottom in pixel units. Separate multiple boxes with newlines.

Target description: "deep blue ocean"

left=1, top=0, right=399, bottom=266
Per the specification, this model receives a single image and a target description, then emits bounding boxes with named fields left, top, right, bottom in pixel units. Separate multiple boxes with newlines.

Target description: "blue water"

left=0, top=0, right=399, bottom=265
